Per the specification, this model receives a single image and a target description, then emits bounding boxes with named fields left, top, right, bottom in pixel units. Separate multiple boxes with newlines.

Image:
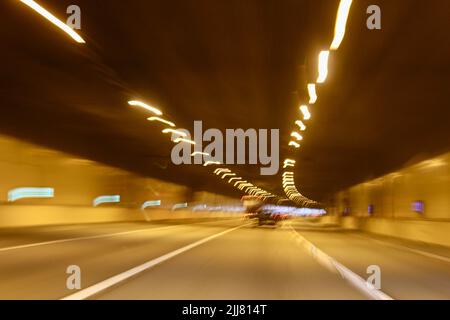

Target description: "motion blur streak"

left=307, top=84, right=317, bottom=104
left=330, top=0, right=353, bottom=50
left=291, top=132, right=303, bottom=141
left=317, top=50, right=330, bottom=83
left=295, top=120, right=306, bottom=131
left=191, top=151, right=210, bottom=156
left=203, top=160, right=220, bottom=166
left=141, top=200, right=161, bottom=210
left=2, top=0, right=450, bottom=301
left=147, top=117, right=175, bottom=127
left=289, top=141, right=300, bottom=148
left=174, top=137, right=196, bottom=145
left=8, top=187, right=54, bottom=202
left=162, top=128, right=187, bottom=137
left=300, top=105, right=311, bottom=120
left=128, top=100, right=163, bottom=115
left=93, top=195, right=120, bottom=207
left=19, top=0, right=86, bottom=43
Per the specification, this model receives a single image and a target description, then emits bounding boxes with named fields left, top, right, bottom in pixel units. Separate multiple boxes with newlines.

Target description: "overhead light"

left=221, top=173, right=236, bottom=179
left=172, top=203, right=188, bottom=211
left=307, top=84, right=317, bottom=104
left=203, top=161, right=220, bottom=166
left=300, top=105, right=311, bottom=120
left=8, top=187, right=54, bottom=202
left=129, top=100, right=162, bottom=115
left=240, top=184, right=253, bottom=191
left=19, top=0, right=86, bottom=44
left=214, top=168, right=231, bottom=175
left=243, top=186, right=255, bottom=192
left=330, top=0, right=353, bottom=50
left=191, top=151, right=210, bottom=156
left=148, top=117, right=175, bottom=127
left=289, top=141, right=300, bottom=148
left=162, top=128, right=187, bottom=137
left=317, top=50, right=330, bottom=83
left=93, top=195, right=120, bottom=207
left=295, top=120, right=306, bottom=131
left=283, top=159, right=296, bottom=169
left=234, top=180, right=247, bottom=187
left=215, top=168, right=231, bottom=175
left=290, top=132, right=303, bottom=141
left=284, top=159, right=296, bottom=165
left=174, top=137, right=196, bottom=145
left=141, top=200, right=161, bottom=210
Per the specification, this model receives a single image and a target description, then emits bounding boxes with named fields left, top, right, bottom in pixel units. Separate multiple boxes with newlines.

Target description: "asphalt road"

left=0, top=218, right=448, bottom=300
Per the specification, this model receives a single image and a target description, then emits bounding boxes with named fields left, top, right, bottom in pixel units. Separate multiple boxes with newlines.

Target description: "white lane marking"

left=0, top=222, right=213, bottom=253
left=353, top=234, right=450, bottom=264
left=61, top=223, right=248, bottom=300
left=288, top=225, right=394, bottom=300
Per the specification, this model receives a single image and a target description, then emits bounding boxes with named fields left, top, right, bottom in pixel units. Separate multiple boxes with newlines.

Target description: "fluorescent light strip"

left=203, top=161, right=220, bottom=166
left=148, top=117, right=175, bottom=127
left=308, top=84, right=317, bottom=104
left=174, top=137, right=196, bottom=145
left=93, top=195, right=120, bottom=207
left=290, top=132, right=303, bottom=141
left=215, top=168, right=231, bottom=175
left=300, top=105, right=311, bottom=120
left=295, top=120, right=306, bottom=131
left=162, top=128, right=187, bottom=137
left=317, top=50, right=330, bottom=83
left=141, top=200, right=161, bottom=210
left=8, top=187, right=54, bottom=202
left=221, top=173, right=236, bottom=179
left=234, top=180, right=247, bottom=187
left=172, top=203, right=188, bottom=211
left=289, top=141, right=300, bottom=148
left=128, top=100, right=162, bottom=115
left=330, top=0, right=353, bottom=50
left=19, top=0, right=85, bottom=43
left=191, top=151, right=210, bottom=156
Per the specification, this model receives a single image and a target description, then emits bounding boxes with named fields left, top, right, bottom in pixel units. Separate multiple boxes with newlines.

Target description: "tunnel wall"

left=0, top=205, right=237, bottom=228
left=326, top=152, right=450, bottom=246
left=0, top=134, right=240, bottom=228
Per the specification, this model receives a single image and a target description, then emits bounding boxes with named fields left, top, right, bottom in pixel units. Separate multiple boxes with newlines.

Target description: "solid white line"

left=288, top=225, right=394, bottom=300
left=353, top=234, right=450, bottom=264
left=61, top=224, right=247, bottom=300
left=0, top=225, right=181, bottom=253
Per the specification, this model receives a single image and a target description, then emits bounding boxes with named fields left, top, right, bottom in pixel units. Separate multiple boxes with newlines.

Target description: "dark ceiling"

left=1, top=0, right=449, bottom=202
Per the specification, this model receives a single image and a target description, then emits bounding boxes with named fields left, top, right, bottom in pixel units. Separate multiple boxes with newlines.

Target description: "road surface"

left=0, top=218, right=448, bottom=300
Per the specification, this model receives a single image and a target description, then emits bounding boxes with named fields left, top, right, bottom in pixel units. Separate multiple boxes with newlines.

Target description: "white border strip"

left=62, top=223, right=247, bottom=300
left=288, top=225, right=394, bottom=300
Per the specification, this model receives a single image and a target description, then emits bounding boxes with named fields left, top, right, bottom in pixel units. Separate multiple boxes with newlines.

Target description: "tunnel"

left=0, top=0, right=449, bottom=304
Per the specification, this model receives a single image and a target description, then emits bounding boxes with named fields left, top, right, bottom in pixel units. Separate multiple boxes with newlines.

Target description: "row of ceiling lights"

left=212, top=168, right=277, bottom=200
left=19, top=0, right=280, bottom=201
left=282, top=0, right=353, bottom=206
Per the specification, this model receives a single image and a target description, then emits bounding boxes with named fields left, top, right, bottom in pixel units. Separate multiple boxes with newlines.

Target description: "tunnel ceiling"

left=1, top=0, right=450, bottom=201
